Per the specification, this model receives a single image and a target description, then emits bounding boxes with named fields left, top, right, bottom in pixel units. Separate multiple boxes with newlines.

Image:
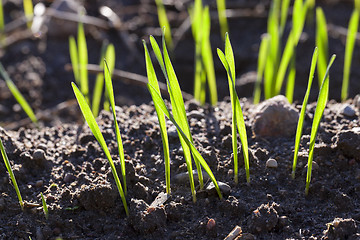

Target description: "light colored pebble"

left=206, top=181, right=231, bottom=195
left=32, top=149, right=46, bottom=161
left=266, top=158, right=278, bottom=168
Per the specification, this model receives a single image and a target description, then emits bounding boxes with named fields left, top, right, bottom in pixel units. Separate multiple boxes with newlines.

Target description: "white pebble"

left=266, top=158, right=278, bottom=168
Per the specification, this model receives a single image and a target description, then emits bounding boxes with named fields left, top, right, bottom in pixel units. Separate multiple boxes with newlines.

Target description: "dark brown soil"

left=0, top=0, right=359, bottom=239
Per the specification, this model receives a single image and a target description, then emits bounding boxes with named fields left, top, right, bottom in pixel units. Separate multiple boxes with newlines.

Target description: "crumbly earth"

left=1, top=0, right=360, bottom=239
left=1, top=97, right=360, bottom=240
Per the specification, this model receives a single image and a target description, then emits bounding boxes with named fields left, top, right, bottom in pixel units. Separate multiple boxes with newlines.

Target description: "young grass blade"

left=72, top=82, right=129, bottom=216
left=253, top=34, right=270, bottom=104
left=41, top=192, right=48, bottom=219
left=147, top=83, right=222, bottom=199
left=292, top=48, right=318, bottom=179
left=155, top=0, right=173, bottom=50
left=0, top=0, right=4, bottom=44
left=69, top=36, right=79, bottom=85
left=201, top=6, right=218, bottom=106
left=285, top=51, right=296, bottom=103
left=316, top=7, right=329, bottom=88
left=305, top=54, right=336, bottom=195
left=218, top=33, right=250, bottom=183
left=103, top=44, right=116, bottom=112
left=0, top=137, right=24, bottom=210
left=0, top=62, right=38, bottom=124
left=78, top=21, right=89, bottom=104
left=341, top=10, right=359, bottom=101
left=104, top=60, right=127, bottom=195
left=143, top=40, right=171, bottom=194
left=162, top=34, right=203, bottom=198
left=280, top=0, right=290, bottom=37
left=356, top=0, right=360, bottom=13
left=191, top=0, right=204, bottom=104
left=216, top=0, right=228, bottom=40
left=23, top=0, right=34, bottom=28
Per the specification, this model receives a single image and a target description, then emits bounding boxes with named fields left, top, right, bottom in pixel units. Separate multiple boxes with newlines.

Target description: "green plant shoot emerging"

left=0, top=62, right=38, bottom=124
left=72, top=82, right=129, bottom=216
left=305, top=54, right=336, bottom=195
left=292, top=47, right=318, bottom=179
left=217, top=33, right=250, bottom=184
left=216, top=0, right=229, bottom=40
left=341, top=10, right=359, bottom=101
left=41, top=192, right=49, bottom=219
left=316, top=7, right=328, bottom=88
left=1, top=137, right=24, bottom=210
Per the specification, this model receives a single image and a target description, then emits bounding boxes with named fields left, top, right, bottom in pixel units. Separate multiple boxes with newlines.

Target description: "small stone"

left=252, top=95, right=299, bottom=137
left=64, top=173, right=74, bottom=183
left=188, top=110, right=205, bottom=120
left=35, top=180, right=43, bottom=188
left=174, top=170, right=210, bottom=184
left=266, top=158, right=278, bottom=168
left=341, top=104, right=356, bottom=117
left=206, top=218, right=216, bottom=230
left=323, top=218, right=357, bottom=239
left=206, top=181, right=231, bottom=195
left=32, top=149, right=46, bottom=161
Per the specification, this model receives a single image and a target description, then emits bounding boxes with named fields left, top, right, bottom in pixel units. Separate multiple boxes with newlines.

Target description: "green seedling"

left=104, top=60, right=127, bottom=195
left=0, top=0, right=4, bottom=43
left=1, top=137, right=24, bottom=210
left=41, top=192, right=48, bottom=219
left=341, top=10, right=359, bottom=101
left=292, top=47, right=318, bottom=179
left=143, top=38, right=171, bottom=194
left=92, top=43, right=116, bottom=116
left=145, top=33, right=222, bottom=201
left=72, top=82, right=129, bottom=216
left=305, top=54, right=336, bottom=195
left=69, top=21, right=89, bottom=104
left=253, top=34, right=270, bottom=104
left=190, top=0, right=217, bottom=106
left=217, top=33, right=250, bottom=184
left=23, top=0, right=34, bottom=29
left=356, top=0, right=360, bottom=13
left=155, top=0, right=173, bottom=50
left=216, top=0, right=229, bottom=40
left=0, top=62, right=38, bottom=124
left=316, top=7, right=329, bottom=88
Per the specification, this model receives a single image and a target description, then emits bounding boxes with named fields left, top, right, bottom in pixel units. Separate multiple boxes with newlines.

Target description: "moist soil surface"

left=0, top=0, right=360, bottom=239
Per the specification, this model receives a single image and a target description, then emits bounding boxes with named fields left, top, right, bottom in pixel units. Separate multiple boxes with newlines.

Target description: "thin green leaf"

left=23, top=0, right=34, bottom=28
left=292, top=47, right=318, bottom=179
left=72, top=82, right=129, bottom=216
left=253, top=34, right=270, bottom=104
left=201, top=6, right=217, bottom=106
left=316, top=7, right=329, bottom=88
left=41, top=192, right=49, bottom=219
left=69, top=36, right=79, bottom=85
left=216, top=0, right=228, bottom=40
left=155, top=0, right=173, bottom=50
left=0, top=137, right=24, bottom=210
left=285, top=51, right=296, bottom=103
left=143, top=40, right=171, bottom=194
left=104, top=60, right=127, bottom=196
left=103, top=44, right=116, bottom=112
left=0, top=62, right=38, bottom=124
left=78, top=21, right=89, bottom=104
left=280, top=0, right=290, bottom=36
left=341, top=10, right=359, bottom=101
left=305, top=54, right=336, bottom=195
left=147, top=83, right=222, bottom=199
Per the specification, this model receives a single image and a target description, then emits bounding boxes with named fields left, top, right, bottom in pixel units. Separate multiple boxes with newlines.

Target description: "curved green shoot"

left=92, top=43, right=115, bottom=116
left=305, top=54, right=336, bottom=195
left=155, top=0, right=173, bottom=50
left=143, top=40, right=171, bottom=194
left=104, top=60, right=127, bottom=195
left=78, top=21, right=89, bottom=104
left=147, top=83, right=223, bottom=200
left=0, top=62, right=38, bottom=124
left=23, top=0, right=34, bottom=29
left=41, top=192, right=48, bottom=219
left=253, top=34, right=270, bottom=104
left=217, top=33, right=250, bottom=184
left=341, top=10, right=359, bottom=102
left=216, top=0, right=229, bottom=40
left=316, top=7, right=328, bottom=88
left=1, top=137, right=24, bottom=210
left=72, top=82, right=129, bottom=216
left=292, top=47, right=318, bottom=179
